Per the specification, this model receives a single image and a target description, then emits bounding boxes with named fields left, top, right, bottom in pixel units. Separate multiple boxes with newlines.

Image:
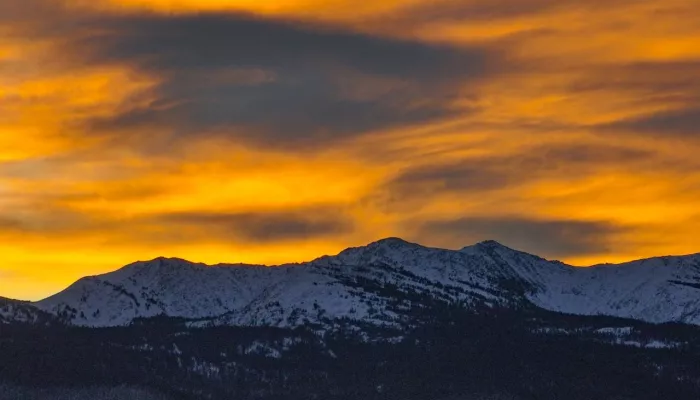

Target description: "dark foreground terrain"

left=0, top=384, right=171, bottom=400
left=4, top=242, right=700, bottom=399
left=2, top=307, right=700, bottom=400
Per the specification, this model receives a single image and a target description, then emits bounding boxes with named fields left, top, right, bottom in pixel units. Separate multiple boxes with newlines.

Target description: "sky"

left=1, top=0, right=700, bottom=300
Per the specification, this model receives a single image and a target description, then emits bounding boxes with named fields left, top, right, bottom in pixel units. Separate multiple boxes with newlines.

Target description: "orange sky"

left=1, top=0, right=700, bottom=300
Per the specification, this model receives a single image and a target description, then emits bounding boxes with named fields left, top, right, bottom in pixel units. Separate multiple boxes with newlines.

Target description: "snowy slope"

left=35, top=256, right=392, bottom=328
left=531, top=255, right=700, bottom=324
left=33, top=238, right=700, bottom=327
left=0, top=296, right=54, bottom=325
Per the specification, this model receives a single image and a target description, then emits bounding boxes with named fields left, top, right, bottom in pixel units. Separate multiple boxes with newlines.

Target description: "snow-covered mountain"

left=0, top=296, right=54, bottom=325
left=33, top=238, right=700, bottom=328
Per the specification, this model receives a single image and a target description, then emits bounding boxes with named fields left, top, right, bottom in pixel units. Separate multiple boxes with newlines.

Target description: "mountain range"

left=18, top=238, right=700, bottom=328
left=3, top=238, right=700, bottom=400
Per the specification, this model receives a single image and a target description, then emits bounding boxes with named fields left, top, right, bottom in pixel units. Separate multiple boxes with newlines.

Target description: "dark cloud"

left=569, top=61, right=700, bottom=95
left=417, top=216, right=628, bottom=258
left=530, top=144, right=652, bottom=166
left=365, top=0, right=645, bottom=39
left=600, top=107, right=700, bottom=137
left=152, top=210, right=353, bottom=243
left=0, top=205, right=352, bottom=245
left=566, top=61, right=700, bottom=139
left=380, top=0, right=563, bottom=25
left=387, top=143, right=652, bottom=196
left=391, top=162, right=511, bottom=193
left=76, top=13, right=482, bottom=79
left=52, top=12, right=496, bottom=149
left=0, top=217, right=23, bottom=231
left=0, top=210, right=101, bottom=237
left=0, top=2, right=498, bottom=149
left=0, top=0, right=55, bottom=24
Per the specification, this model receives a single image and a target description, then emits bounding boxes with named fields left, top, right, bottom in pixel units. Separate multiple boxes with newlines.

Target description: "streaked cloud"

left=602, top=107, right=700, bottom=137
left=384, top=143, right=655, bottom=204
left=152, top=209, right=353, bottom=244
left=416, top=216, right=629, bottom=260
left=0, top=205, right=353, bottom=244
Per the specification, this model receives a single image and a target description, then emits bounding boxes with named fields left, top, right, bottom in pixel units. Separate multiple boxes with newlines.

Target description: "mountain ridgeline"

left=32, top=238, right=700, bottom=327
left=3, top=238, right=700, bottom=399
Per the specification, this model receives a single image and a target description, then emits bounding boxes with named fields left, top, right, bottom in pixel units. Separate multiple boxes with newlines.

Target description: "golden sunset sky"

left=1, top=0, right=700, bottom=300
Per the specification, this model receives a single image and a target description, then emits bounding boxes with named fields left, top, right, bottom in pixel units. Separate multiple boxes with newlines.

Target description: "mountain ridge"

left=0, top=296, right=54, bottom=325
left=5, top=238, right=700, bottom=328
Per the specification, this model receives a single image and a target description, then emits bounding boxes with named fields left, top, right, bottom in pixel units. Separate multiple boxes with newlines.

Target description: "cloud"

left=0, top=3, right=499, bottom=151
left=0, top=210, right=99, bottom=238
left=417, top=216, right=629, bottom=258
left=0, top=204, right=353, bottom=246
left=391, top=162, right=512, bottom=193
left=0, top=0, right=56, bottom=24
left=569, top=61, right=700, bottom=95
left=76, top=13, right=484, bottom=78
left=377, top=0, right=563, bottom=26
left=0, top=217, right=23, bottom=231
left=562, top=61, right=700, bottom=139
left=42, top=11, right=496, bottom=149
left=153, top=210, right=353, bottom=243
left=386, top=143, right=653, bottom=198
left=600, top=107, right=700, bottom=137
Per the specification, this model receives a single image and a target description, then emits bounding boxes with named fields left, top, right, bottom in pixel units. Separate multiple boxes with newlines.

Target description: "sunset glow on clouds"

left=1, top=0, right=700, bottom=300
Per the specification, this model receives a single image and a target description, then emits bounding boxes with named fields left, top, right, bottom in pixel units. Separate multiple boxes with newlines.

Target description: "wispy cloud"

left=416, top=216, right=630, bottom=260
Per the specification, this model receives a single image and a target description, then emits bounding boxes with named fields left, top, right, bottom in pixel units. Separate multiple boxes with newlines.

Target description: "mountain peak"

left=461, top=239, right=512, bottom=252
left=110, top=257, right=202, bottom=281
left=478, top=239, right=503, bottom=246
left=476, top=239, right=510, bottom=249
left=319, top=237, right=424, bottom=266
left=134, top=257, right=203, bottom=269
left=368, top=237, right=417, bottom=248
left=146, top=256, right=192, bottom=264
left=358, top=237, right=426, bottom=255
